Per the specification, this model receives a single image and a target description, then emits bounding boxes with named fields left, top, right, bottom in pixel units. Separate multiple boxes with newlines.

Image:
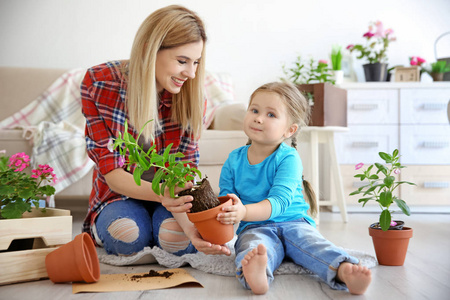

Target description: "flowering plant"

left=347, top=21, right=396, bottom=64
left=0, top=151, right=57, bottom=219
left=109, top=120, right=201, bottom=198
left=409, top=56, right=426, bottom=67
left=349, top=149, right=415, bottom=231
left=282, top=56, right=335, bottom=85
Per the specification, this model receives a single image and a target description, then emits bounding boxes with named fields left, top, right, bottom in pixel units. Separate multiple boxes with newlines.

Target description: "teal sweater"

left=219, top=143, right=315, bottom=234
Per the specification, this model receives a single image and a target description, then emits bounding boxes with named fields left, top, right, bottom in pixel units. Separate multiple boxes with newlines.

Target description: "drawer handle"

left=421, top=103, right=447, bottom=110
left=352, top=104, right=379, bottom=111
left=421, top=141, right=449, bottom=148
left=423, top=182, right=450, bottom=189
left=352, top=142, right=379, bottom=148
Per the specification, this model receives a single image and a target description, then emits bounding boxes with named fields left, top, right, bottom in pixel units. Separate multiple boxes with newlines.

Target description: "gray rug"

left=97, top=237, right=377, bottom=276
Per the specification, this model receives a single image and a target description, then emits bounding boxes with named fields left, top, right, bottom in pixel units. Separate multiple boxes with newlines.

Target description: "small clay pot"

left=369, top=226, right=413, bottom=266
left=187, top=196, right=235, bottom=245
left=45, top=232, right=100, bottom=283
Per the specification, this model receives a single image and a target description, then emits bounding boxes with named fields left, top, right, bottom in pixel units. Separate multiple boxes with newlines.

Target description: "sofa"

left=0, top=67, right=248, bottom=201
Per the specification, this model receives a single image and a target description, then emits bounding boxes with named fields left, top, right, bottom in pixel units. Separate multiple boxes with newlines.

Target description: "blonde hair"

left=248, top=82, right=318, bottom=218
left=124, top=5, right=207, bottom=141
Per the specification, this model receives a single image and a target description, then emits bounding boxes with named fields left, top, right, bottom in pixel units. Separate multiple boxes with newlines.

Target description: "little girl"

left=217, top=82, right=371, bottom=295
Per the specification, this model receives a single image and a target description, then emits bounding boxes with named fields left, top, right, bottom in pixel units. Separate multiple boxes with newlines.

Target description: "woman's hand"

left=216, top=193, right=246, bottom=225
left=159, top=182, right=194, bottom=213
left=184, top=226, right=231, bottom=256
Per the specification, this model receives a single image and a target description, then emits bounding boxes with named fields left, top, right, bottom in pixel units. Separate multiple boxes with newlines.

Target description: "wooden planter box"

left=0, top=208, right=72, bottom=285
left=297, top=83, right=347, bottom=127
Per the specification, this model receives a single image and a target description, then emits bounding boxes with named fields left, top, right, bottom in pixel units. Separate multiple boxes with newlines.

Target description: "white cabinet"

left=336, top=82, right=450, bottom=211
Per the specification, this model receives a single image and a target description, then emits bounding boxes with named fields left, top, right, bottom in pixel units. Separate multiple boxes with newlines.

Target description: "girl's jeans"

left=93, top=199, right=197, bottom=256
left=234, top=218, right=359, bottom=291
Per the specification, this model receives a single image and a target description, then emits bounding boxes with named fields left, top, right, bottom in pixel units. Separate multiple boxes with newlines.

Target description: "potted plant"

left=330, top=45, right=344, bottom=84
left=347, top=20, right=396, bottom=81
left=281, top=56, right=347, bottom=127
left=425, top=60, right=450, bottom=81
left=349, top=149, right=415, bottom=266
left=110, top=120, right=234, bottom=245
left=0, top=151, right=57, bottom=219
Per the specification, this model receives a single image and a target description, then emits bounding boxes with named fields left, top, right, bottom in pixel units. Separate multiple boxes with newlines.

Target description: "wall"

left=1, top=0, right=449, bottom=103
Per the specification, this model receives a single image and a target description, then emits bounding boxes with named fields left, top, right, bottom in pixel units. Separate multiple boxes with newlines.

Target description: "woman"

left=81, top=5, right=230, bottom=257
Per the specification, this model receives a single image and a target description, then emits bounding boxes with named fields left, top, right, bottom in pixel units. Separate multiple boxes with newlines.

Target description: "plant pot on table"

left=363, top=63, right=388, bottom=82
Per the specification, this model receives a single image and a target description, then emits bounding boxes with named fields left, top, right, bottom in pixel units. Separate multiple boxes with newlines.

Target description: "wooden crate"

left=0, top=208, right=72, bottom=285
left=297, top=83, right=348, bottom=127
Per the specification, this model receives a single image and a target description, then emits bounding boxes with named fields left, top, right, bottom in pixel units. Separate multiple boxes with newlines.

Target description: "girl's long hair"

left=124, top=5, right=207, bottom=141
left=249, top=82, right=318, bottom=218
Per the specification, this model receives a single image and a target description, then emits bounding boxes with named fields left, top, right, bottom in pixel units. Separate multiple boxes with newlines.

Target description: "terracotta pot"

left=45, top=232, right=100, bottom=283
left=187, top=196, right=234, bottom=245
left=369, top=226, right=413, bottom=266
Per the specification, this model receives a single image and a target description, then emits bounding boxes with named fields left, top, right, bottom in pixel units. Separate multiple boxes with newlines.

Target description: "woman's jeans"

left=93, top=199, right=197, bottom=256
left=234, top=218, right=359, bottom=291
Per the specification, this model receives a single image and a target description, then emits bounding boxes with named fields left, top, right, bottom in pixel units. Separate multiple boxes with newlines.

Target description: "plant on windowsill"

left=349, top=149, right=415, bottom=266
left=110, top=119, right=233, bottom=244
left=0, top=151, right=57, bottom=219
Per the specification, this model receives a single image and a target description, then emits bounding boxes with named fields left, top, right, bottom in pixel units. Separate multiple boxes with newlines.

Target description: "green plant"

left=110, top=120, right=201, bottom=198
left=282, top=56, right=335, bottom=85
left=347, top=20, right=396, bottom=64
left=428, top=61, right=450, bottom=74
left=330, top=45, right=342, bottom=71
left=0, top=151, right=56, bottom=219
left=349, top=149, right=415, bottom=231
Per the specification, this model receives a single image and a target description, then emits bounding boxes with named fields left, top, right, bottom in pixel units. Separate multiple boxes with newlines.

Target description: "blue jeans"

left=94, top=199, right=197, bottom=256
left=234, top=218, right=359, bottom=291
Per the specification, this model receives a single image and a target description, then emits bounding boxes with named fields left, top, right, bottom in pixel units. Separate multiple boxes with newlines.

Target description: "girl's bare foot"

left=337, top=262, right=372, bottom=295
left=241, top=244, right=269, bottom=295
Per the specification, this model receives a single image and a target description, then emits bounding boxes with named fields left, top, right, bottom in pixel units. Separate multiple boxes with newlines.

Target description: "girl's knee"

left=158, top=218, right=191, bottom=253
left=107, top=218, right=140, bottom=243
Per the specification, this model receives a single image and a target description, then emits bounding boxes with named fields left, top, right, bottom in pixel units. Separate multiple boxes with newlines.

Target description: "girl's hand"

left=185, top=226, right=231, bottom=256
left=217, top=193, right=246, bottom=225
left=159, top=182, right=194, bottom=213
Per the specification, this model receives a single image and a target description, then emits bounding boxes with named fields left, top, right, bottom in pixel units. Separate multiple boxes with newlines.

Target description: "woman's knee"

left=158, top=218, right=191, bottom=253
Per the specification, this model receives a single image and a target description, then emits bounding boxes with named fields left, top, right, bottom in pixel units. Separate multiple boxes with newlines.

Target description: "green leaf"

left=163, top=144, right=173, bottom=163
left=379, top=209, right=391, bottom=231
left=152, top=169, right=165, bottom=195
left=378, top=190, right=392, bottom=207
left=394, top=198, right=411, bottom=216
left=384, top=176, right=395, bottom=188
left=1, top=201, right=31, bottom=219
left=133, top=167, right=143, bottom=186
left=378, top=151, right=391, bottom=162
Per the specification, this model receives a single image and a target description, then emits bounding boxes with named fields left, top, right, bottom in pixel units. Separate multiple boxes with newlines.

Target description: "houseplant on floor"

left=350, top=149, right=415, bottom=266
left=347, top=20, right=396, bottom=82
left=110, top=120, right=234, bottom=245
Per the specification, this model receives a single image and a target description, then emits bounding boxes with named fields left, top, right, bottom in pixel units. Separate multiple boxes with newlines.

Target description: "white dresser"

left=335, top=82, right=450, bottom=212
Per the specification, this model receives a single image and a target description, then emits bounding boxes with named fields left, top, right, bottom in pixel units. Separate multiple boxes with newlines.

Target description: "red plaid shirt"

left=81, top=61, right=204, bottom=235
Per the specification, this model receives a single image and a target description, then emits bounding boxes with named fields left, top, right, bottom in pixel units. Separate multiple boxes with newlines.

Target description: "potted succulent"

left=347, top=20, right=396, bottom=81
left=110, top=120, right=234, bottom=245
left=281, top=56, right=347, bottom=127
left=350, top=149, right=415, bottom=266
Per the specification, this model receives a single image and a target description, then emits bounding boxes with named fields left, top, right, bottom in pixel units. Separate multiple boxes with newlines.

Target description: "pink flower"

left=8, top=152, right=30, bottom=172
left=390, top=221, right=397, bottom=227
left=417, top=57, right=426, bottom=64
left=346, top=44, right=354, bottom=50
left=363, top=31, right=375, bottom=39
left=394, top=169, right=401, bottom=175
left=355, top=163, right=364, bottom=170
left=373, top=21, right=384, bottom=37
left=118, top=155, right=125, bottom=167
left=107, top=138, right=114, bottom=153
left=410, top=59, right=418, bottom=66
left=31, top=164, right=57, bottom=183
left=318, top=59, right=328, bottom=64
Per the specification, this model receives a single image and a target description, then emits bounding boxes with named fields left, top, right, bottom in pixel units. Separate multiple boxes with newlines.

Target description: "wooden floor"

left=1, top=207, right=449, bottom=300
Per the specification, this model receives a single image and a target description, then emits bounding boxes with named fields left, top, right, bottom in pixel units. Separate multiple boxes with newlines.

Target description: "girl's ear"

left=284, top=123, right=299, bottom=139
